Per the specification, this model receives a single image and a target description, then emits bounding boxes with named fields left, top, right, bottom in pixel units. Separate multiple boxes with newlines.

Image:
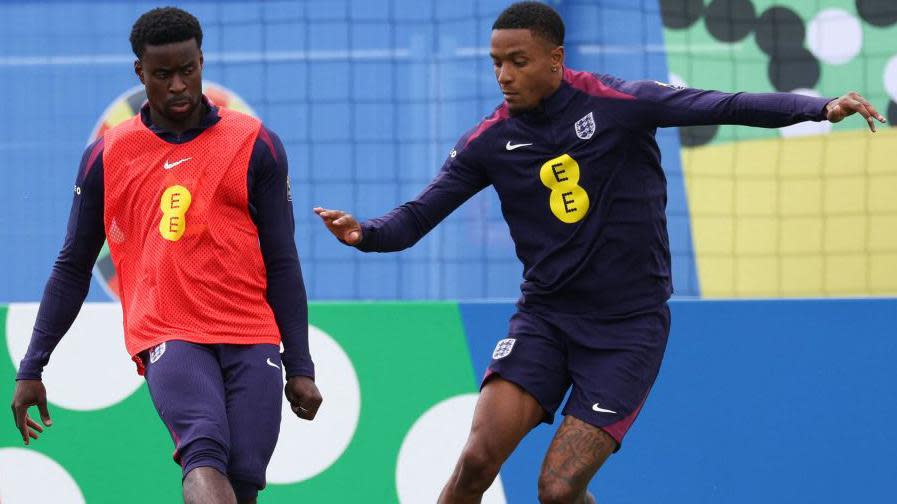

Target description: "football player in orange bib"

left=10, top=7, right=321, bottom=503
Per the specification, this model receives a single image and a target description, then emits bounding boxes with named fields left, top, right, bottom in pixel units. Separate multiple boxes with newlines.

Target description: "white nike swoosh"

left=592, top=403, right=617, bottom=414
left=163, top=157, right=191, bottom=170
left=266, top=357, right=281, bottom=369
left=506, top=141, right=533, bottom=151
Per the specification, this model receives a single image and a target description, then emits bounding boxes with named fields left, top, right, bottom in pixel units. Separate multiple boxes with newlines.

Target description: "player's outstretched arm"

left=825, top=91, right=887, bottom=132
left=608, top=77, right=888, bottom=132
left=10, top=380, right=51, bottom=445
left=314, top=207, right=362, bottom=245
left=314, top=130, right=488, bottom=252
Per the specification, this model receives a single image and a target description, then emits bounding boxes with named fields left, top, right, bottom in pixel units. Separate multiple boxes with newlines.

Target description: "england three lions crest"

left=492, top=338, right=516, bottom=359
left=149, top=342, right=167, bottom=364
left=575, top=111, right=596, bottom=140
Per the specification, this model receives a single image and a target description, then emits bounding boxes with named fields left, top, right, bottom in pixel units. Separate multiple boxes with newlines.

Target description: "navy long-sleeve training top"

left=18, top=98, right=313, bottom=380
left=357, top=69, right=831, bottom=315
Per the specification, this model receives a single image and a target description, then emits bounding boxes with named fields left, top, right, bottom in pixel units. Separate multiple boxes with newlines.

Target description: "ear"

left=134, top=59, right=145, bottom=85
left=551, top=45, right=565, bottom=71
left=199, top=49, right=204, bottom=69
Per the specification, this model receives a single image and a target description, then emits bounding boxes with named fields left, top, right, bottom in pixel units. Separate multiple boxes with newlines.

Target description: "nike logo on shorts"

left=266, top=357, right=281, bottom=369
left=592, top=403, right=617, bottom=414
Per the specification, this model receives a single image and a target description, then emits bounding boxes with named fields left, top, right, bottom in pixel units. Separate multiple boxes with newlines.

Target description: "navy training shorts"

left=142, top=340, right=283, bottom=500
left=483, top=303, right=670, bottom=449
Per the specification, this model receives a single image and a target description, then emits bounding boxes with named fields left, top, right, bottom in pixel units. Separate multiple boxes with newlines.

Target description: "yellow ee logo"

left=159, top=185, right=192, bottom=241
left=539, top=154, right=589, bottom=224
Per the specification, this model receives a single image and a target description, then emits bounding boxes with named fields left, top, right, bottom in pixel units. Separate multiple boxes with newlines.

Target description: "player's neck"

left=527, top=76, right=565, bottom=114
left=149, top=102, right=206, bottom=135
left=543, top=76, right=563, bottom=100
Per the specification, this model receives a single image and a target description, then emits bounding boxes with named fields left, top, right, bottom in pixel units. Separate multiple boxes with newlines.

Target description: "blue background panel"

left=459, top=299, right=897, bottom=502
left=0, top=0, right=698, bottom=303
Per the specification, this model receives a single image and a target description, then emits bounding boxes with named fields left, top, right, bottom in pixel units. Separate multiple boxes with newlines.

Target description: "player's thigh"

left=465, top=377, right=546, bottom=463
left=539, top=414, right=616, bottom=495
left=143, top=340, right=230, bottom=463
left=219, top=344, right=283, bottom=482
left=563, top=305, right=670, bottom=449
left=484, top=309, right=571, bottom=426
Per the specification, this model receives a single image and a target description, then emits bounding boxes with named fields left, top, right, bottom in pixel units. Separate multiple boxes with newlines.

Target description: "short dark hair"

left=130, top=7, right=203, bottom=59
left=492, top=1, right=564, bottom=46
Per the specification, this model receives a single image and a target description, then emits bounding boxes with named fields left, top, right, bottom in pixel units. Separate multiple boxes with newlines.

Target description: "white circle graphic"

left=0, top=448, right=85, bottom=503
left=266, top=325, right=361, bottom=484
left=396, top=394, right=506, bottom=504
left=6, top=303, right=143, bottom=411
left=807, top=9, right=863, bottom=65
left=884, top=54, right=897, bottom=104
left=779, top=88, right=833, bottom=138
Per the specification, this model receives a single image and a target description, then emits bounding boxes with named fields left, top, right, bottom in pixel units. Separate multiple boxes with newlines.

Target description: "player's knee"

left=227, top=439, right=274, bottom=501
left=180, top=438, right=229, bottom=480
left=455, top=445, right=502, bottom=491
left=538, top=475, right=583, bottom=504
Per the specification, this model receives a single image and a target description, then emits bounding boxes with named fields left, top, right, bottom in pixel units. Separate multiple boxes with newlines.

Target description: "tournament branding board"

left=1, top=300, right=895, bottom=502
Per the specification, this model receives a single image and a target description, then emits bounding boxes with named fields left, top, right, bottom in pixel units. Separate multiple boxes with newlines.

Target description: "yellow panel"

left=736, top=217, right=777, bottom=255
left=866, top=133, right=897, bottom=175
left=735, top=257, right=779, bottom=296
left=780, top=217, right=823, bottom=254
left=869, top=175, right=897, bottom=213
left=684, top=177, right=733, bottom=215
left=698, top=257, right=734, bottom=297
left=823, top=176, right=864, bottom=214
left=868, top=215, right=897, bottom=252
left=780, top=179, right=821, bottom=216
left=735, top=180, right=776, bottom=216
left=824, top=216, right=866, bottom=253
left=734, top=141, right=778, bottom=177
left=869, top=254, right=897, bottom=293
left=781, top=136, right=825, bottom=177
left=781, top=256, right=824, bottom=296
left=690, top=216, right=734, bottom=255
left=825, top=255, right=867, bottom=294
left=682, top=143, right=735, bottom=177
left=823, top=132, right=869, bottom=176
left=684, top=128, right=897, bottom=297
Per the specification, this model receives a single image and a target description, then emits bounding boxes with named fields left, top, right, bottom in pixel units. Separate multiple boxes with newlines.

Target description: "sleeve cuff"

left=282, top=354, right=315, bottom=380
left=816, top=96, right=835, bottom=121
left=354, top=221, right=375, bottom=252
left=16, top=356, right=45, bottom=381
left=16, top=370, right=42, bottom=381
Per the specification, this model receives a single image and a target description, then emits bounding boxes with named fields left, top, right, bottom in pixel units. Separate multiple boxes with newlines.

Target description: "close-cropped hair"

left=130, top=7, right=203, bottom=59
left=492, top=1, right=565, bottom=46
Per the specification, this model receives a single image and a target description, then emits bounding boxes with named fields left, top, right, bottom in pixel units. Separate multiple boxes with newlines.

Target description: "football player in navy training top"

left=315, top=2, right=885, bottom=503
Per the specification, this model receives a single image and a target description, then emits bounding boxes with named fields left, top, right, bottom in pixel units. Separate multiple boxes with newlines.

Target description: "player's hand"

left=825, top=92, right=886, bottom=132
left=313, top=207, right=362, bottom=245
left=284, top=376, right=323, bottom=421
left=10, top=380, right=52, bottom=445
